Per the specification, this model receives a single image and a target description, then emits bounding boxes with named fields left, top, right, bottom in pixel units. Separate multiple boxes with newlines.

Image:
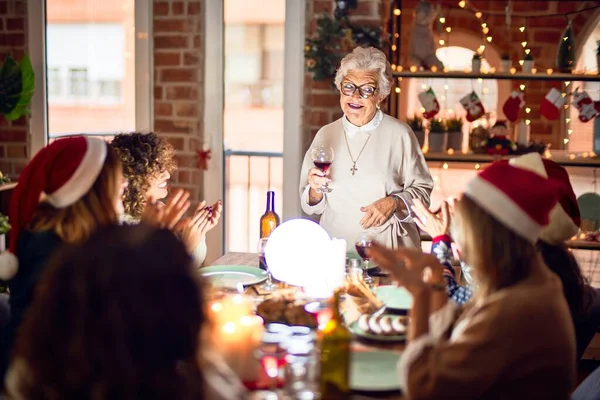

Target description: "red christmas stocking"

left=540, top=88, right=565, bottom=121
left=502, top=91, right=525, bottom=122
left=459, top=91, right=486, bottom=122
left=572, top=88, right=600, bottom=123
left=418, top=88, right=440, bottom=119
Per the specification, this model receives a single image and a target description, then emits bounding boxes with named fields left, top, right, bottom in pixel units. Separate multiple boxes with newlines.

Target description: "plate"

left=374, top=285, right=413, bottom=311
left=350, top=349, right=402, bottom=392
left=199, top=265, right=268, bottom=287
left=349, top=317, right=406, bottom=343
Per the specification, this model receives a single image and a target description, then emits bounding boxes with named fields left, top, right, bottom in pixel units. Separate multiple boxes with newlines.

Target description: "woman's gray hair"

left=334, top=46, right=393, bottom=101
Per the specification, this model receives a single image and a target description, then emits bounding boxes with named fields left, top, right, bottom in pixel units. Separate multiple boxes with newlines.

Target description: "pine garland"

left=304, top=1, right=386, bottom=82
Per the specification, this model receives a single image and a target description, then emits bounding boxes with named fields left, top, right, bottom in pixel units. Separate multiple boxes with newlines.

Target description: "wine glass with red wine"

left=310, top=146, right=334, bottom=193
left=355, top=233, right=376, bottom=285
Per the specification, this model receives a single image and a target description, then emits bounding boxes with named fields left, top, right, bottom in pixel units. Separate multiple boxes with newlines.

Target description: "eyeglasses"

left=340, top=82, right=377, bottom=99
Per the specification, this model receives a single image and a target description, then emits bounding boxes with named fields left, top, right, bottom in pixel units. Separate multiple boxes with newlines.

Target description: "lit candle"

left=516, top=120, right=530, bottom=146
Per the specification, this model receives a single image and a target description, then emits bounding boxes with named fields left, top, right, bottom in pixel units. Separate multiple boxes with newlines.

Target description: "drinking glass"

left=355, top=232, right=376, bottom=271
left=310, top=146, right=334, bottom=193
left=257, top=238, right=274, bottom=292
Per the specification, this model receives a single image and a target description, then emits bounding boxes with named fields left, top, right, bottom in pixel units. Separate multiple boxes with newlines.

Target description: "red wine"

left=314, top=161, right=332, bottom=172
left=355, top=242, right=372, bottom=261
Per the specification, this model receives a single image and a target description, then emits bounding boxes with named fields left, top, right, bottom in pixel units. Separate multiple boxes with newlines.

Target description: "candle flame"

left=223, top=322, right=236, bottom=334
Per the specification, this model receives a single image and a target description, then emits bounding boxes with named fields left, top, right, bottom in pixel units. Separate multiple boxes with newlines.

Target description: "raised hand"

left=181, top=200, right=223, bottom=251
left=412, top=199, right=450, bottom=238
left=141, top=189, right=191, bottom=230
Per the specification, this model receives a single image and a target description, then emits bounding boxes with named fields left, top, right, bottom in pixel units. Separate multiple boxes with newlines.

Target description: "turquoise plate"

left=350, top=349, right=402, bottom=392
left=349, top=317, right=407, bottom=343
left=374, top=285, right=413, bottom=311
left=199, top=265, right=267, bottom=287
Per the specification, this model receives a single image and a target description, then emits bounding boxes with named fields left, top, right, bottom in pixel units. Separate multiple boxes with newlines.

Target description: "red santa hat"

left=464, top=153, right=560, bottom=243
left=0, top=137, right=107, bottom=280
left=505, top=153, right=580, bottom=244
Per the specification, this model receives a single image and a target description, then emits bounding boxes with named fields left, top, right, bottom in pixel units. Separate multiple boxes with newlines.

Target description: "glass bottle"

left=260, top=191, right=280, bottom=238
left=318, top=289, right=351, bottom=399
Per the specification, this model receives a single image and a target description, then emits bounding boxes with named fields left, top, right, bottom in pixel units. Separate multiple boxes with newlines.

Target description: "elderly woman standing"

left=299, top=46, right=433, bottom=249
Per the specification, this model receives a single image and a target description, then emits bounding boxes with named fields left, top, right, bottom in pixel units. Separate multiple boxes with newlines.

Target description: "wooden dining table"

left=210, top=252, right=405, bottom=400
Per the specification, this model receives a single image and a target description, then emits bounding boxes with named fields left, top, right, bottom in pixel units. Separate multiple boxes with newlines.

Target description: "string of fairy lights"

left=387, top=0, right=600, bottom=163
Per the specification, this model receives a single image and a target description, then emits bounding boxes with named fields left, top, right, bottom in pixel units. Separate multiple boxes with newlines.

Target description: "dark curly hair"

left=11, top=224, right=206, bottom=399
left=110, top=132, right=177, bottom=218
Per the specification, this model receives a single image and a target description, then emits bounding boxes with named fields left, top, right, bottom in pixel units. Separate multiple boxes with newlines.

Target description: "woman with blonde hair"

left=370, top=154, right=576, bottom=399
left=0, top=137, right=127, bottom=380
left=300, top=46, right=432, bottom=251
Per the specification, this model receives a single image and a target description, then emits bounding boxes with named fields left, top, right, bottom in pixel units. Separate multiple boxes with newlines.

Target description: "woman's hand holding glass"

left=309, top=146, right=334, bottom=194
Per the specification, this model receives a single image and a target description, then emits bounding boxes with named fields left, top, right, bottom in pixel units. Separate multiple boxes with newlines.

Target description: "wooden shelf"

left=423, top=153, right=600, bottom=168
left=392, top=70, right=600, bottom=82
left=0, top=183, right=16, bottom=192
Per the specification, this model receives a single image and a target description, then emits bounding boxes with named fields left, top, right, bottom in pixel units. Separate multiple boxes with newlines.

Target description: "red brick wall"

left=153, top=0, right=205, bottom=203
left=303, top=0, right=600, bottom=151
left=0, top=0, right=28, bottom=177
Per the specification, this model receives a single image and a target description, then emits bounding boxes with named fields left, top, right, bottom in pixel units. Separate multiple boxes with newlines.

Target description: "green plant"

left=0, top=53, right=35, bottom=121
left=0, top=171, right=10, bottom=185
left=445, top=116, right=464, bottom=132
left=406, top=115, right=423, bottom=131
left=0, top=213, right=10, bottom=235
left=429, top=118, right=446, bottom=133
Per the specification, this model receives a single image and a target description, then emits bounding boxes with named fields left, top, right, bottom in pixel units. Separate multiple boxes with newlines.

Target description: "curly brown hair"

left=110, top=132, right=177, bottom=219
left=11, top=224, right=206, bottom=399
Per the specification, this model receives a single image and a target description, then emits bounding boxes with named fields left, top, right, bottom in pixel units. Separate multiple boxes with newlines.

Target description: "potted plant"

left=0, top=53, right=35, bottom=121
left=0, top=213, right=10, bottom=252
left=523, top=52, right=534, bottom=73
left=445, top=116, right=464, bottom=151
left=501, top=53, right=511, bottom=73
left=428, top=118, right=447, bottom=153
left=472, top=53, right=482, bottom=73
left=406, top=115, right=425, bottom=148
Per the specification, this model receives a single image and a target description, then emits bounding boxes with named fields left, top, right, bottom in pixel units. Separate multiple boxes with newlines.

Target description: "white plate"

left=350, top=349, right=402, bottom=392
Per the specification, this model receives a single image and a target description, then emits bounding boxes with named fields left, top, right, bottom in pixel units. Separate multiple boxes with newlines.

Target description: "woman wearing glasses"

left=299, top=46, right=433, bottom=250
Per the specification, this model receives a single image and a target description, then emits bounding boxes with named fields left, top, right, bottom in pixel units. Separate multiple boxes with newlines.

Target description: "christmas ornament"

left=196, top=149, right=212, bottom=170
left=502, top=91, right=525, bottom=122
left=484, top=121, right=517, bottom=156
left=418, top=88, right=440, bottom=119
left=556, top=20, right=575, bottom=73
left=540, top=88, right=565, bottom=121
left=572, top=88, right=600, bottom=123
left=408, top=1, right=444, bottom=70
left=460, top=91, right=486, bottom=122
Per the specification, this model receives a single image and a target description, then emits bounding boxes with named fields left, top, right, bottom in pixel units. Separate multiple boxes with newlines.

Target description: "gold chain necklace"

left=343, top=131, right=372, bottom=176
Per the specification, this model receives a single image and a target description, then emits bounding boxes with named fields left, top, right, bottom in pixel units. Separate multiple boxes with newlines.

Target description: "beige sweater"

left=399, top=263, right=576, bottom=400
left=299, top=111, right=433, bottom=250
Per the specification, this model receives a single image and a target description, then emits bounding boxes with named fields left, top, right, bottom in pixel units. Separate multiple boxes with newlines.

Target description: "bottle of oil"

left=259, top=191, right=280, bottom=238
left=318, top=290, right=351, bottom=399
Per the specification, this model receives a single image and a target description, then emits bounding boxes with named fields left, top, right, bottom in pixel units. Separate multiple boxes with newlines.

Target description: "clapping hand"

left=412, top=199, right=450, bottom=238
left=141, top=189, right=191, bottom=230
left=181, top=200, right=223, bottom=251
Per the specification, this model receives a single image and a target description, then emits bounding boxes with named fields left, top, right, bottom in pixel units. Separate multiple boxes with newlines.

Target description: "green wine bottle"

left=318, top=289, right=351, bottom=399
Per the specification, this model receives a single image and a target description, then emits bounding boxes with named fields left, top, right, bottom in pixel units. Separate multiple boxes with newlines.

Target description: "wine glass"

left=258, top=237, right=274, bottom=292
left=310, top=146, right=334, bottom=193
left=355, top=233, right=376, bottom=285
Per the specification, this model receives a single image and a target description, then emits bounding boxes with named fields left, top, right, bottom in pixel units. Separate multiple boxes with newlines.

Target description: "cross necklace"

left=343, top=130, right=372, bottom=176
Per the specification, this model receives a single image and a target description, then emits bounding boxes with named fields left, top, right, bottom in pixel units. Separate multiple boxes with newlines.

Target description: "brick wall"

left=303, top=0, right=600, bottom=151
left=0, top=0, right=28, bottom=177
left=153, top=0, right=205, bottom=203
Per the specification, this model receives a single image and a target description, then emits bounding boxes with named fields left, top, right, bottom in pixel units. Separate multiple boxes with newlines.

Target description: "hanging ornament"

left=418, top=88, right=441, bottom=119
left=556, top=20, right=576, bottom=73
left=572, top=88, right=600, bottom=123
left=540, top=88, right=565, bottom=121
left=502, top=91, right=525, bottom=122
left=196, top=148, right=212, bottom=170
left=460, top=91, right=486, bottom=122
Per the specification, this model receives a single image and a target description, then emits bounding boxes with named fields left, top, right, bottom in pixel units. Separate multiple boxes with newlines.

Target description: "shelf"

left=0, top=183, right=16, bottom=192
left=392, top=71, right=600, bottom=82
left=423, top=153, right=600, bottom=168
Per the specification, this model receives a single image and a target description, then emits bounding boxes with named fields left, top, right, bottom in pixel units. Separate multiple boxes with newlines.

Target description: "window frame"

left=27, top=0, right=153, bottom=155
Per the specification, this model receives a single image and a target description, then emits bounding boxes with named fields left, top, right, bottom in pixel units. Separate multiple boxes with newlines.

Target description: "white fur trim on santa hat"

left=540, top=206, right=580, bottom=244
left=509, top=153, right=547, bottom=178
left=46, top=138, right=107, bottom=209
left=465, top=176, right=542, bottom=243
left=0, top=251, right=18, bottom=280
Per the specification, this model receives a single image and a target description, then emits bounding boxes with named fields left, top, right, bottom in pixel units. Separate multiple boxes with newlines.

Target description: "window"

left=98, top=80, right=121, bottom=98
left=68, top=68, right=89, bottom=97
left=47, top=67, right=61, bottom=97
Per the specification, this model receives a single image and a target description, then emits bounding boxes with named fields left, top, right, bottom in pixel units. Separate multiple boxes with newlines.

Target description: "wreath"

left=304, top=0, right=386, bottom=82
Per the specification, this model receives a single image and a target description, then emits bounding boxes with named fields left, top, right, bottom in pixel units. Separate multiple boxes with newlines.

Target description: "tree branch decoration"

left=0, top=54, right=35, bottom=121
left=305, top=0, right=386, bottom=82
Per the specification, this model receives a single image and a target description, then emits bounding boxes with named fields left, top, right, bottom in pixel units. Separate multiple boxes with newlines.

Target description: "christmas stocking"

left=540, top=88, right=565, bottom=121
left=502, top=91, right=525, bottom=122
left=572, top=88, right=600, bottom=123
left=460, top=91, right=486, bottom=122
left=418, top=88, right=440, bottom=119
